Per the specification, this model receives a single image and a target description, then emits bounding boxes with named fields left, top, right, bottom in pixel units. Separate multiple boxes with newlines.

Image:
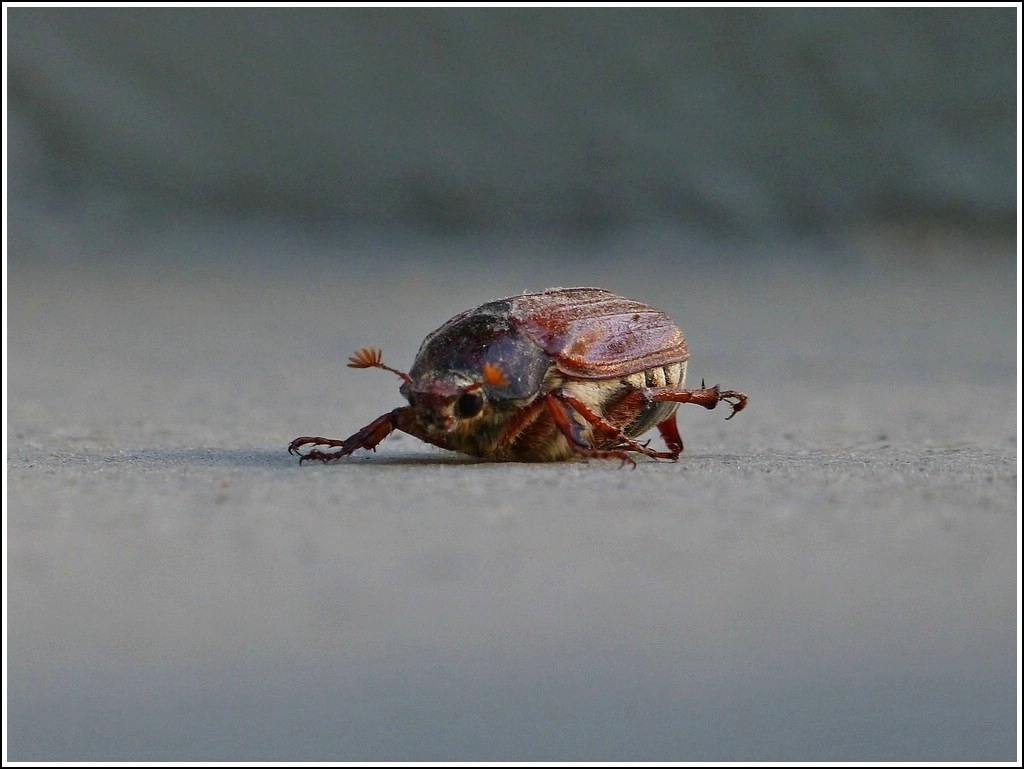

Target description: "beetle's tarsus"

left=298, top=449, right=343, bottom=464
left=289, top=436, right=353, bottom=464
left=717, top=389, right=748, bottom=419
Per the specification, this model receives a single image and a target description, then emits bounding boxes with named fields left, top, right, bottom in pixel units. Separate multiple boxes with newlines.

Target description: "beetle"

left=289, top=287, right=747, bottom=466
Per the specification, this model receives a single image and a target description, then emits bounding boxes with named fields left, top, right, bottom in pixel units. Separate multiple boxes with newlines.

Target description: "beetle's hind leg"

left=601, top=383, right=747, bottom=460
left=642, top=382, right=748, bottom=419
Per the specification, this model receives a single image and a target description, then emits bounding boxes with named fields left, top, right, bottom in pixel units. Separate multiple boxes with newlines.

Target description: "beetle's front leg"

left=289, top=407, right=414, bottom=463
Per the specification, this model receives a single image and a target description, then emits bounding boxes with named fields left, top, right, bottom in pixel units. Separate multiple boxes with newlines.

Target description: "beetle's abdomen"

left=637, top=361, right=686, bottom=390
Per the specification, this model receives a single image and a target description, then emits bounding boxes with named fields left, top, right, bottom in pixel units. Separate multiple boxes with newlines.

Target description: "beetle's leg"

left=655, top=414, right=685, bottom=460
left=495, top=395, right=550, bottom=451
left=545, top=393, right=637, bottom=468
left=643, top=383, right=748, bottom=420
left=602, top=384, right=741, bottom=460
left=289, top=407, right=413, bottom=463
left=558, top=393, right=666, bottom=460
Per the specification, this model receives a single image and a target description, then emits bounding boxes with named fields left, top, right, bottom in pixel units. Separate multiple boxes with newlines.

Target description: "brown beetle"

left=289, top=287, right=747, bottom=466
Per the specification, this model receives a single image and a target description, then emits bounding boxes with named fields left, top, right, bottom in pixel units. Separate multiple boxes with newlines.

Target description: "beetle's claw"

left=298, top=447, right=347, bottom=464
left=718, top=389, right=748, bottom=420
left=289, top=436, right=355, bottom=463
left=616, top=453, right=638, bottom=470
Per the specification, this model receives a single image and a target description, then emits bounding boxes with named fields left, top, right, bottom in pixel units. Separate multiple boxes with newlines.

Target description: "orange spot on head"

left=482, top=362, right=509, bottom=387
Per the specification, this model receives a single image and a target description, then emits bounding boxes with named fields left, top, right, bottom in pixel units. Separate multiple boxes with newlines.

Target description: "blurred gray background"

left=7, top=6, right=1017, bottom=237
left=6, top=6, right=1019, bottom=763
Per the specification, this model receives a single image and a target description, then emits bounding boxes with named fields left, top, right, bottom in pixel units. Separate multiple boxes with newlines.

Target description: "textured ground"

left=5, top=222, right=1018, bottom=760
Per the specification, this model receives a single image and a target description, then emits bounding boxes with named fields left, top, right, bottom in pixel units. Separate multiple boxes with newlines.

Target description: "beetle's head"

left=348, top=345, right=521, bottom=435
left=400, top=362, right=509, bottom=434
left=354, top=311, right=552, bottom=438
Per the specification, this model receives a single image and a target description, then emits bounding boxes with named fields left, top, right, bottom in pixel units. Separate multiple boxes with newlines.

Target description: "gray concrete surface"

left=5, top=220, right=1018, bottom=760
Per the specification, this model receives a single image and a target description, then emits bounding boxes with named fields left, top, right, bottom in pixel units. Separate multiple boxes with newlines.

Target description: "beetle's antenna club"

left=347, top=347, right=412, bottom=384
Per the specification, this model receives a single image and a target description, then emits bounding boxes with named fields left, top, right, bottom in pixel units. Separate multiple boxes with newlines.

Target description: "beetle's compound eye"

left=455, top=391, right=484, bottom=419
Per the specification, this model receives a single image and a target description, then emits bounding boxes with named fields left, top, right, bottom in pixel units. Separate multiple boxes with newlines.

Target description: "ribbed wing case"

left=507, top=288, right=689, bottom=379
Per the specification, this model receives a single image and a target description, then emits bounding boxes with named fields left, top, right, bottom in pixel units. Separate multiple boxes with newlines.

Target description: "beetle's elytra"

left=289, top=287, right=747, bottom=466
